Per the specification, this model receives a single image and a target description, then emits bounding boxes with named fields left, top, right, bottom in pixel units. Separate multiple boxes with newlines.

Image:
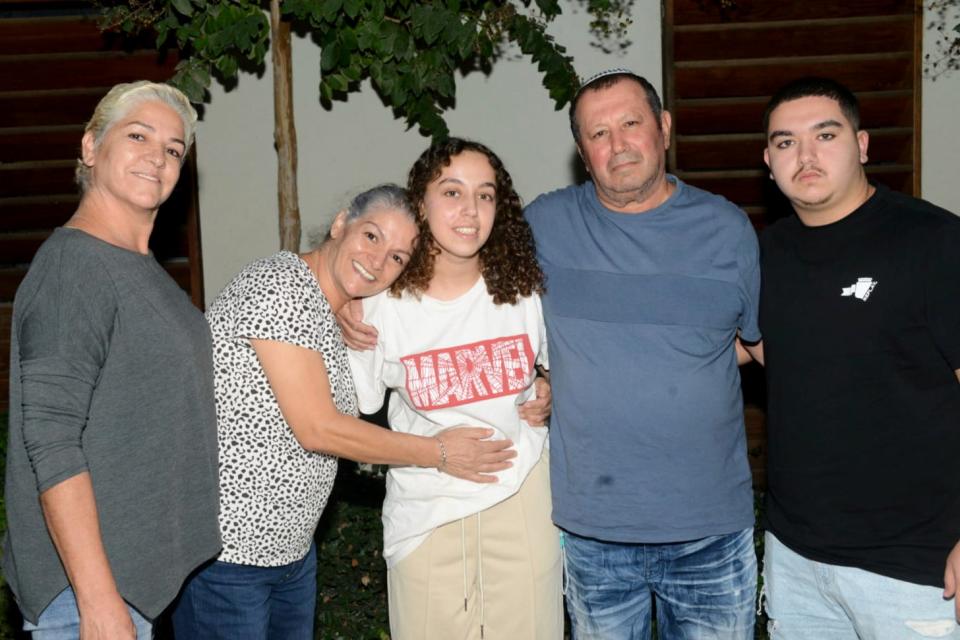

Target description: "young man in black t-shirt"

left=755, top=77, right=960, bottom=638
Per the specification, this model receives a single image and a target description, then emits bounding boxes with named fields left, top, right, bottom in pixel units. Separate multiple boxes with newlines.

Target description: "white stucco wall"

left=921, top=2, right=960, bottom=214
left=196, top=3, right=662, bottom=305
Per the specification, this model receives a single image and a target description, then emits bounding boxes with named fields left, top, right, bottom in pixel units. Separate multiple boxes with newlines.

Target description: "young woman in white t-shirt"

left=344, top=139, right=561, bottom=639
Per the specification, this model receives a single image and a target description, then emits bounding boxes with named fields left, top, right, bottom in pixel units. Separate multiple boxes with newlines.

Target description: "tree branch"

left=271, top=0, right=301, bottom=252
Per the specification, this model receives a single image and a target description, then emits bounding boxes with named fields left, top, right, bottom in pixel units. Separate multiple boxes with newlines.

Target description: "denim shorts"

left=563, top=527, right=756, bottom=639
left=23, top=586, right=152, bottom=639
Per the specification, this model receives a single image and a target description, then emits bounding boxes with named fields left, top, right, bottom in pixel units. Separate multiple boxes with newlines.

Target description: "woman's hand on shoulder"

left=335, top=299, right=379, bottom=351
left=435, top=427, right=516, bottom=483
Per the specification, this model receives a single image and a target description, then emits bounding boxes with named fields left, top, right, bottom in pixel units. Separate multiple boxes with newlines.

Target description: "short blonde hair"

left=76, top=81, right=198, bottom=191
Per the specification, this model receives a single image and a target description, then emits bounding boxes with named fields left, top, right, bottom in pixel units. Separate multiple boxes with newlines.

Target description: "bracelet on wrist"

left=434, top=436, right=448, bottom=473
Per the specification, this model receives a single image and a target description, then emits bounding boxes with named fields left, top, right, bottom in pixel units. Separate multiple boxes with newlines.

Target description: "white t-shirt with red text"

left=347, top=277, right=548, bottom=567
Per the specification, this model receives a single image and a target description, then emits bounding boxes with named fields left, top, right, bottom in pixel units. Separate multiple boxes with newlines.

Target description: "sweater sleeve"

left=17, top=247, right=117, bottom=494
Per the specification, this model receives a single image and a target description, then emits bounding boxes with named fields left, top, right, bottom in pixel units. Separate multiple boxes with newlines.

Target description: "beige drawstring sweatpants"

left=387, top=452, right=562, bottom=640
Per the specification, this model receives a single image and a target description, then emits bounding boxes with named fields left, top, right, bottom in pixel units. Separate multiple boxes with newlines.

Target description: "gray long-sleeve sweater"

left=2, top=227, right=221, bottom=623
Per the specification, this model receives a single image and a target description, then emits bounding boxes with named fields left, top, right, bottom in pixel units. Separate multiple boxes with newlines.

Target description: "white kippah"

left=578, top=68, right=637, bottom=91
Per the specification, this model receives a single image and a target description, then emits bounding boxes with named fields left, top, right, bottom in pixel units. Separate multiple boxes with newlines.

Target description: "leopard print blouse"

left=206, top=251, right=358, bottom=566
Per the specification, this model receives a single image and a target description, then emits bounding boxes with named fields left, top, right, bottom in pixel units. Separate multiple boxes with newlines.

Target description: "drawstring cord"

left=458, top=513, right=487, bottom=638
left=477, top=512, right=485, bottom=639
left=460, top=518, right=468, bottom=612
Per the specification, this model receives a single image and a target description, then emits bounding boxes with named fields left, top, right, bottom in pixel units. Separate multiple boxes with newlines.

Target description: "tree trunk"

left=270, top=0, right=301, bottom=252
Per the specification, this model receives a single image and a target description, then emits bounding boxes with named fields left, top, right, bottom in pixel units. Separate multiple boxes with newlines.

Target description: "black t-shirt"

left=760, top=184, right=960, bottom=587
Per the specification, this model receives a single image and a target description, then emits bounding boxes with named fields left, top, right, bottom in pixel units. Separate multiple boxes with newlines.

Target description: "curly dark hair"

left=390, top=137, right=545, bottom=305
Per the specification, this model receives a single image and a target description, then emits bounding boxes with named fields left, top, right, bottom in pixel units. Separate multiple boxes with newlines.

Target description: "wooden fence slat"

left=0, top=51, right=178, bottom=92
left=673, top=91, right=914, bottom=135
left=0, top=17, right=105, bottom=55
left=0, top=195, right=79, bottom=232
left=1, top=89, right=104, bottom=128
left=0, top=303, right=9, bottom=412
left=0, top=231, right=51, bottom=264
left=675, top=129, right=913, bottom=170
left=673, top=0, right=914, bottom=25
left=0, top=126, right=84, bottom=163
left=0, top=162, right=76, bottom=198
left=675, top=55, right=914, bottom=99
left=0, top=267, right=29, bottom=301
left=674, top=16, right=913, bottom=61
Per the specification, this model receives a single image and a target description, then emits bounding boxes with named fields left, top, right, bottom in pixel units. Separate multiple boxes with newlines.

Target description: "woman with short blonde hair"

left=3, top=80, right=219, bottom=639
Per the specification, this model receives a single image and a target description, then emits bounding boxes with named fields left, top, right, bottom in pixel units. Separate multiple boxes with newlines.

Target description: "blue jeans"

left=171, top=542, right=317, bottom=640
left=563, top=527, right=756, bottom=639
left=763, top=532, right=960, bottom=639
left=22, top=586, right=152, bottom=639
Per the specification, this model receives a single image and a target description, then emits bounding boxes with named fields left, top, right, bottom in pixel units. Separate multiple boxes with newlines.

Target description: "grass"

left=312, top=466, right=391, bottom=640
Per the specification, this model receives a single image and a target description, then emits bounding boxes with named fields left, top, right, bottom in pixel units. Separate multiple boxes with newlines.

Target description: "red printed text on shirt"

left=401, top=334, right=535, bottom=410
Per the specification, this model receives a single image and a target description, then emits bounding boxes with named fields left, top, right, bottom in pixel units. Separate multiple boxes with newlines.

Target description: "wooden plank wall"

left=664, top=0, right=922, bottom=486
left=1, top=3, right=204, bottom=412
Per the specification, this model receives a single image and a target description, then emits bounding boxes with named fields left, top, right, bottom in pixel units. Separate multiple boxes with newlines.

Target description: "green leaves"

left=532, top=0, right=561, bottom=18
left=344, top=0, right=363, bottom=18
left=320, top=38, right=339, bottom=71
left=410, top=4, right=455, bottom=45
left=170, top=58, right=212, bottom=103
left=98, top=0, right=271, bottom=94
left=322, top=0, right=344, bottom=20
left=170, top=0, right=193, bottom=17
left=505, top=12, right=578, bottom=109
left=97, top=0, right=617, bottom=135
